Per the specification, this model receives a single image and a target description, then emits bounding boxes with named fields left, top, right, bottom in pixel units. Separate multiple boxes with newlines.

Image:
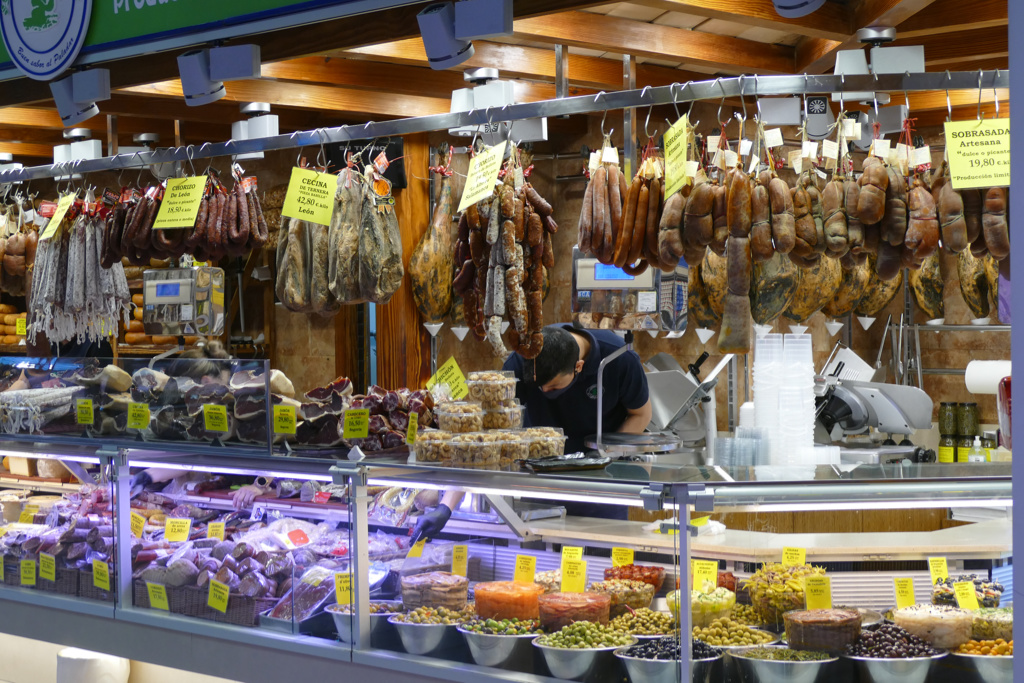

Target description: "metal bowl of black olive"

left=613, top=636, right=723, bottom=683
left=842, top=623, right=947, bottom=683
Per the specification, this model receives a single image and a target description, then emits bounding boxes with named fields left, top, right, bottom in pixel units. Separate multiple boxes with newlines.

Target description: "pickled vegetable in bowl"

left=744, top=562, right=826, bottom=627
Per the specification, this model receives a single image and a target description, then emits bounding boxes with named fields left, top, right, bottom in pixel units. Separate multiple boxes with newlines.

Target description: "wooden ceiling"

left=0, top=0, right=1007, bottom=161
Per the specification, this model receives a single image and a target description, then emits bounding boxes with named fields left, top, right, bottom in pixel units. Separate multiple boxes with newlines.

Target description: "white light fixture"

left=177, top=49, right=226, bottom=106
left=417, top=2, right=475, bottom=70
left=772, top=0, right=825, bottom=19
left=50, top=69, right=111, bottom=128
left=209, top=44, right=261, bottom=82
left=449, top=68, right=547, bottom=143
left=53, top=128, right=98, bottom=178
left=232, top=102, right=279, bottom=161
left=833, top=27, right=925, bottom=104
left=758, top=97, right=802, bottom=126
left=454, top=0, right=512, bottom=39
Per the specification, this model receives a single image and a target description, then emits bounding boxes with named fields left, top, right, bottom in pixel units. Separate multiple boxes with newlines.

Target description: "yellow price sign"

left=663, top=114, right=689, bottom=200
left=40, top=193, right=75, bottom=241
left=943, top=119, right=1010, bottom=190
left=782, top=547, right=806, bottom=567
left=452, top=545, right=468, bottom=577
left=39, top=553, right=56, bottom=582
left=928, top=557, right=949, bottom=585
left=0, top=558, right=4, bottom=582
left=282, top=166, right=336, bottom=226
left=457, top=141, right=507, bottom=213
left=202, top=404, right=229, bottom=433
left=127, top=403, right=151, bottom=430
left=18, top=508, right=37, bottom=524
left=334, top=572, right=351, bottom=605
left=76, top=398, right=94, bottom=425
left=92, top=560, right=111, bottom=591
left=152, top=176, right=208, bottom=230
left=611, top=547, right=634, bottom=568
left=691, top=516, right=710, bottom=527
left=407, top=538, right=426, bottom=559
left=207, top=578, right=230, bottom=614
left=343, top=409, right=370, bottom=439
left=406, top=412, right=418, bottom=445
left=561, top=559, right=587, bottom=593
left=20, top=559, right=35, bottom=587
left=692, top=560, right=719, bottom=592
left=15, top=317, right=25, bottom=336
left=953, top=582, right=980, bottom=610
left=146, top=582, right=169, bottom=611
left=894, top=577, right=916, bottom=610
left=207, top=522, right=225, bottom=542
left=804, top=575, right=832, bottom=610
left=513, top=555, right=536, bottom=584
left=425, top=357, right=468, bottom=400
left=130, top=512, right=146, bottom=538
left=164, top=517, right=192, bottom=542
left=561, top=546, right=583, bottom=562
left=273, top=405, right=297, bottom=435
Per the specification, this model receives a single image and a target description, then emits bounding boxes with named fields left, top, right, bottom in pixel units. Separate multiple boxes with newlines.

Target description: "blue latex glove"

left=409, top=504, right=452, bottom=545
left=129, top=470, right=153, bottom=498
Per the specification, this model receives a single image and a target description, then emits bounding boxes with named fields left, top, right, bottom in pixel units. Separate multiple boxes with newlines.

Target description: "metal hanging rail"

left=1, top=70, right=1009, bottom=183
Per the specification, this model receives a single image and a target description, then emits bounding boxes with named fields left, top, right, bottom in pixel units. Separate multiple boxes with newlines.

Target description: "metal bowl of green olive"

left=729, top=646, right=838, bottom=683
left=533, top=622, right=636, bottom=681
left=388, top=606, right=473, bottom=656
left=458, top=618, right=543, bottom=668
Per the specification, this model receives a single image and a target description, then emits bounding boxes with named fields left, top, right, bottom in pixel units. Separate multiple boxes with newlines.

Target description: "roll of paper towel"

left=56, top=648, right=129, bottom=683
left=965, top=360, right=1011, bottom=395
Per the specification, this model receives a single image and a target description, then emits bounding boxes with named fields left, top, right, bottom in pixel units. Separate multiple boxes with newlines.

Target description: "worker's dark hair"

left=532, top=326, right=579, bottom=387
left=167, top=339, right=232, bottom=381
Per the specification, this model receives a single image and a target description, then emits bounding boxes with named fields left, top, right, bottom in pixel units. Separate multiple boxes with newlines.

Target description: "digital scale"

left=570, top=247, right=687, bottom=332
left=143, top=266, right=226, bottom=336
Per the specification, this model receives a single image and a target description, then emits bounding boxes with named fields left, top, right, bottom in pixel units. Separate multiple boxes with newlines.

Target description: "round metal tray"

left=585, top=431, right=681, bottom=454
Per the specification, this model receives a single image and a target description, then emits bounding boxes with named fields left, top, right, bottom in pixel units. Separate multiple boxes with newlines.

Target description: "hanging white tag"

left=712, top=148, right=726, bottom=170
left=815, top=169, right=828, bottom=180
left=748, top=156, right=760, bottom=174
left=684, top=160, right=700, bottom=179
left=841, top=119, right=857, bottom=137
left=821, top=139, right=839, bottom=160
left=764, top=129, right=784, bottom=148
left=602, top=146, right=619, bottom=165
left=723, top=150, right=738, bottom=168
left=802, top=140, right=819, bottom=159
left=706, top=135, right=720, bottom=151
left=910, top=145, right=932, bottom=168
left=871, top=139, right=891, bottom=159
left=739, top=139, right=752, bottom=156
left=588, top=151, right=600, bottom=174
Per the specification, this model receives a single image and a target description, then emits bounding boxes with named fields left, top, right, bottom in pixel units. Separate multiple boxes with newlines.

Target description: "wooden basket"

left=2, top=558, right=19, bottom=587
left=77, top=569, right=116, bottom=603
left=133, top=580, right=276, bottom=628
left=37, top=567, right=79, bottom=596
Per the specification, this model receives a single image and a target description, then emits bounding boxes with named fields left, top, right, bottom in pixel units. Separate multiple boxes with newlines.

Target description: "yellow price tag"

left=164, top=517, right=192, bottom=542
left=282, top=166, right=336, bottom=226
left=561, top=559, right=587, bottom=593
left=953, top=581, right=980, bottom=610
left=457, top=141, right=507, bottom=213
left=207, top=522, right=225, bottom=542
left=147, top=582, right=169, bottom=610
left=130, top=512, right=146, bottom=538
left=207, top=578, right=230, bottom=614
left=18, top=509, right=36, bottom=524
left=15, top=317, right=25, bottom=336
left=202, top=404, right=229, bottom=433
left=425, top=357, right=468, bottom=400
left=0, top=558, right=4, bottom=582
left=40, top=193, right=75, bottom=241
left=692, top=559, right=718, bottom=592
left=76, top=398, right=94, bottom=425
left=92, top=560, right=110, bottom=591
left=127, top=403, right=151, bottom=430
left=407, top=538, right=426, bottom=559
left=334, top=572, right=351, bottom=605
left=212, top=289, right=224, bottom=307
left=273, top=405, right=297, bottom=435
left=152, top=176, right=208, bottom=230
left=452, top=545, right=468, bottom=577
left=562, top=546, right=583, bottom=562
left=928, top=557, right=949, bottom=584
left=663, top=114, right=689, bottom=200
left=343, top=409, right=370, bottom=439
left=782, top=547, right=806, bottom=567
left=611, top=547, right=634, bottom=567
left=39, top=553, right=55, bottom=582
left=804, top=575, right=832, bottom=610
left=691, top=516, right=710, bottom=527
left=20, top=559, right=35, bottom=587
left=406, top=412, right=418, bottom=445
left=894, top=577, right=916, bottom=610
left=943, top=119, right=1010, bottom=190
left=513, top=555, right=536, bottom=584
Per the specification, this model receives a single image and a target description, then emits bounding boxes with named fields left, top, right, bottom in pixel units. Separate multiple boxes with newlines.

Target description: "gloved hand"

left=129, top=470, right=153, bottom=497
left=409, top=504, right=452, bottom=545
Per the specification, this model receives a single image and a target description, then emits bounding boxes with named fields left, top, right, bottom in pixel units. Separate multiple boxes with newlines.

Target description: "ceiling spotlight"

left=833, top=27, right=924, bottom=104
left=417, top=2, right=475, bottom=70
left=49, top=69, right=110, bottom=128
left=209, top=45, right=262, bottom=82
left=232, top=102, right=279, bottom=161
left=772, top=0, right=825, bottom=19
left=177, top=49, right=226, bottom=106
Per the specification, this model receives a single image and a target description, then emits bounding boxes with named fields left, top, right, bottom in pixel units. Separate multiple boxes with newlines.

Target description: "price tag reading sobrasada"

left=663, top=114, right=689, bottom=200
left=282, top=167, right=336, bottom=227
left=561, top=559, right=587, bottom=593
left=208, top=578, right=230, bottom=613
left=894, top=577, right=916, bottom=610
left=147, top=582, right=169, bottom=610
left=944, top=118, right=1010, bottom=190
left=457, top=141, right=507, bottom=213
left=92, top=560, right=110, bottom=591
left=273, top=404, right=297, bottom=435
left=426, top=357, right=468, bottom=400
left=76, top=399, right=93, bottom=425
left=127, top=402, right=150, bottom=430
left=343, top=408, right=370, bottom=439
left=782, top=547, right=806, bottom=567
left=202, top=404, right=229, bottom=433
left=804, top=575, right=832, bottom=610
left=513, top=555, right=536, bottom=584
left=152, top=176, right=208, bottom=229
left=611, top=547, right=634, bottom=567
left=165, top=517, right=192, bottom=542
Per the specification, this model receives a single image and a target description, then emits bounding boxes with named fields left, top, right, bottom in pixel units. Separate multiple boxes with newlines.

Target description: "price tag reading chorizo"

left=273, top=405, right=297, bottom=435
left=130, top=512, right=146, bottom=538
left=782, top=547, right=806, bottom=567
left=406, top=412, right=418, bottom=445
left=407, top=538, right=426, bottom=559
left=334, top=572, right=351, bottom=604
left=513, top=555, right=536, bottom=584
left=15, top=317, right=25, bottom=336
left=165, top=517, right=192, bottom=542
left=128, top=402, right=151, bottom=430
left=894, top=578, right=916, bottom=609
left=39, top=553, right=56, bottom=581
left=692, top=559, right=718, bottom=591
left=76, top=399, right=93, bottom=425
left=663, top=114, right=689, bottom=200
left=40, top=193, right=75, bottom=241
left=202, top=404, right=229, bottom=433
left=20, top=559, right=35, bottom=586
left=944, top=118, right=1010, bottom=189
left=928, top=557, right=949, bottom=584
left=458, top=141, right=507, bottom=213
left=208, top=578, right=230, bottom=613
left=282, top=166, right=335, bottom=227
left=343, top=409, right=370, bottom=439
left=207, top=522, right=225, bottom=542
left=152, top=176, right=207, bottom=229
left=611, top=547, right=634, bottom=567
left=147, top=582, right=169, bottom=611
left=93, top=560, right=110, bottom=591
left=953, top=581, right=980, bottom=610
left=426, top=357, right=468, bottom=400
left=561, top=559, right=587, bottom=593
left=804, top=575, right=832, bottom=610
left=452, top=545, right=468, bottom=577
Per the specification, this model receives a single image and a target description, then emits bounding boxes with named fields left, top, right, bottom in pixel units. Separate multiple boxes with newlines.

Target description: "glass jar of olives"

left=938, top=403, right=958, bottom=435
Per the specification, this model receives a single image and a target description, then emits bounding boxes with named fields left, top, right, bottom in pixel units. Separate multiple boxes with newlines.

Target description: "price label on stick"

left=513, top=555, right=536, bottom=584
left=452, top=545, right=468, bottom=577
left=692, top=559, right=718, bottom=591
left=282, top=167, right=335, bottom=226
left=611, top=547, right=634, bottom=567
left=663, top=115, right=689, bottom=200
left=208, top=578, right=230, bottom=613
left=93, top=560, right=110, bottom=591
left=152, top=176, right=207, bottom=229
left=928, top=557, right=949, bottom=584
left=76, top=399, right=93, bottom=425
left=894, top=577, right=916, bottom=610
left=165, top=517, right=192, bottom=542
left=40, top=552, right=55, bottom=582
left=202, top=404, right=229, bottom=433
left=561, top=559, right=587, bottom=593
left=20, top=559, right=35, bottom=586
left=953, top=581, right=980, bottom=610
left=343, top=408, right=370, bottom=439
left=406, top=412, right=419, bottom=445
left=273, top=405, right=297, bottom=435
left=426, top=357, right=468, bottom=400
left=335, top=572, right=351, bottom=604
left=130, top=512, right=146, bottom=538
left=40, top=193, right=75, bottom=241
left=15, top=317, right=25, bottom=336
left=943, top=118, right=1010, bottom=189
left=407, top=538, right=426, bottom=559
left=147, top=583, right=169, bottom=611
left=207, top=522, right=225, bottom=542
left=804, top=575, right=832, bottom=610
left=127, top=402, right=150, bottom=430
left=457, top=142, right=507, bottom=212
left=782, top=547, right=806, bottom=567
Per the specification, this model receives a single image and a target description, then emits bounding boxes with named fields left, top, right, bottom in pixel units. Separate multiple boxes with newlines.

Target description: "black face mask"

left=541, top=369, right=579, bottom=398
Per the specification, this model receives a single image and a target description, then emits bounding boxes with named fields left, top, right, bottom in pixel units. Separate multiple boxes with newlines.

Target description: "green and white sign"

left=0, top=0, right=93, bottom=80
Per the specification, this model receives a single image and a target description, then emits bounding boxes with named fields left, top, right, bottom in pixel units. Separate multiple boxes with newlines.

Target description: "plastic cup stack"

left=753, top=334, right=816, bottom=467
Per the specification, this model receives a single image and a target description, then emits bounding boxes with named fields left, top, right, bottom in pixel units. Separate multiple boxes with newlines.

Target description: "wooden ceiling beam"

left=892, top=26, right=1007, bottom=68
left=897, top=0, right=1006, bottom=39
left=911, top=102, right=1008, bottom=127
left=0, top=141, right=57, bottom=158
left=846, top=89, right=1008, bottom=114
left=628, top=0, right=852, bottom=41
left=512, top=11, right=795, bottom=74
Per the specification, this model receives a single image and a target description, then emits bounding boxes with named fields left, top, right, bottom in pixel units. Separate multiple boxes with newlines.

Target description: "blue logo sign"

left=0, top=0, right=92, bottom=80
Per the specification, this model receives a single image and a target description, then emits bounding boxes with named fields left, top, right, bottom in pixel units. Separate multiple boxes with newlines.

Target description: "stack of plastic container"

left=753, top=334, right=816, bottom=466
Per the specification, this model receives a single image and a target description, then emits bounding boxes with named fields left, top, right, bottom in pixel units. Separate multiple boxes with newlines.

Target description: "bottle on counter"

left=966, top=436, right=987, bottom=463
left=957, top=436, right=976, bottom=462
left=938, top=434, right=957, bottom=464
left=982, top=430, right=998, bottom=461
left=957, top=402, right=980, bottom=438
left=938, top=402, right=958, bottom=436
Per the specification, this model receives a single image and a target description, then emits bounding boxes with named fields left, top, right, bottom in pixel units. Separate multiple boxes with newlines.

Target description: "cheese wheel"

left=151, top=335, right=176, bottom=345
left=3, top=315, right=15, bottom=326
left=3, top=335, right=19, bottom=345
left=124, top=333, right=150, bottom=345
left=0, top=304, right=16, bottom=314
left=133, top=308, right=143, bottom=321
left=126, top=320, right=144, bottom=333
left=14, top=312, right=26, bottom=318
left=131, top=294, right=144, bottom=307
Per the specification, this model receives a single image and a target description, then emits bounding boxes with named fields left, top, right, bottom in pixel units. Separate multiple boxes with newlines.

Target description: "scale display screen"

left=594, top=263, right=635, bottom=281
left=155, top=282, right=181, bottom=298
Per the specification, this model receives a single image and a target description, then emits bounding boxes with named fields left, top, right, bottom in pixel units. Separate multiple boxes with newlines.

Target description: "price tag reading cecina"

left=282, top=167, right=336, bottom=227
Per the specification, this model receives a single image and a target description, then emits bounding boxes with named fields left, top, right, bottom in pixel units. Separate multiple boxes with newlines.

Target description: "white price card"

left=871, top=139, right=890, bottom=158
left=821, top=139, right=839, bottom=160
left=764, top=129, right=784, bottom=148
left=802, top=140, right=819, bottom=159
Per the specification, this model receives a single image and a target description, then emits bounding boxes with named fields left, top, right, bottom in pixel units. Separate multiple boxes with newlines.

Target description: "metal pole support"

left=330, top=463, right=369, bottom=659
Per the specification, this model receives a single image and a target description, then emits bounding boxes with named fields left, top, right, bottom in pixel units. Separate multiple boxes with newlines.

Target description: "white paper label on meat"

left=748, top=156, right=760, bottom=174
left=685, top=160, right=700, bottom=179
left=791, top=156, right=803, bottom=175
left=816, top=169, right=828, bottom=180
left=712, top=149, right=726, bottom=170
left=911, top=145, right=932, bottom=167
left=637, top=291, right=658, bottom=313
left=738, top=139, right=752, bottom=156
left=723, top=150, right=739, bottom=169
left=871, top=139, right=891, bottom=158
left=802, top=140, right=819, bottom=159
left=706, top=135, right=720, bottom=151
left=821, top=139, right=839, bottom=160
left=588, top=152, right=601, bottom=175
left=764, top=128, right=784, bottom=148
left=841, top=119, right=857, bottom=138
left=602, top=146, right=619, bottom=165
